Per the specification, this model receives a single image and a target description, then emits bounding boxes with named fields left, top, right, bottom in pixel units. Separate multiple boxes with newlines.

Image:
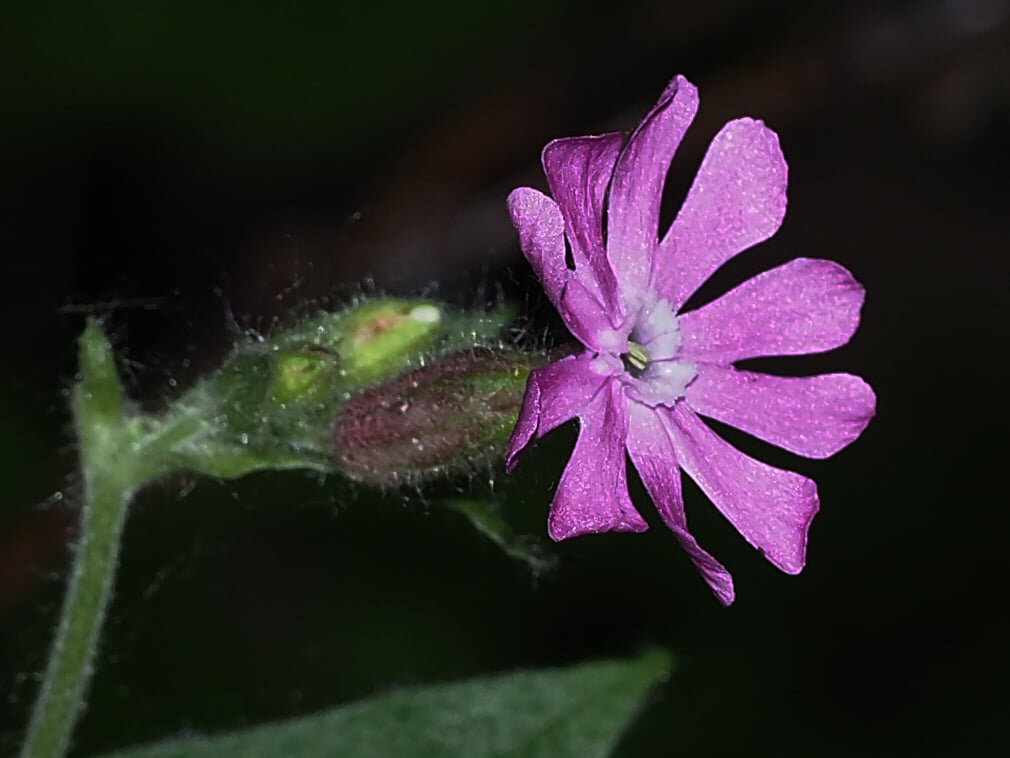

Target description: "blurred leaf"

left=98, top=650, right=672, bottom=758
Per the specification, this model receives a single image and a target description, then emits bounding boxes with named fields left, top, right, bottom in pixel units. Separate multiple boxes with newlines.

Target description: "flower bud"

left=333, top=349, right=543, bottom=485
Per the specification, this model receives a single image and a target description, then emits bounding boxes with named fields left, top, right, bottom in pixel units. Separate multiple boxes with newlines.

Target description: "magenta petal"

left=607, top=75, right=699, bottom=301
left=507, top=187, right=611, bottom=348
left=667, top=404, right=819, bottom=574
left=626, top=404, right=735, bottom=605
left=506, top=353, right=611, bottom=471
left=558, top=278, right=619, bottom=352
left=679, top=258, right=865, bottom=363
left=543, top=134, right=624, bottom=314
left=686, top=366, right=876, bottom=459
left=656, top=118, right=787, bottom=310
left=549, top=380, right=648, bottom=540
left=506, top=186, right=569, bottom=304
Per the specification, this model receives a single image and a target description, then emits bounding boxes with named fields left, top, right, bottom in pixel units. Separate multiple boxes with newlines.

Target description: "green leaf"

left=97, top=651, right=672, bottom=758
left=441, top=496, right=556, bottom=576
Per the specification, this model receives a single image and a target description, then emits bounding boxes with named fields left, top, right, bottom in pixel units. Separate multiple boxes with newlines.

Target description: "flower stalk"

left=20, top=321, right=139, bottom=758
left=21, top=298, right=538, bottom=755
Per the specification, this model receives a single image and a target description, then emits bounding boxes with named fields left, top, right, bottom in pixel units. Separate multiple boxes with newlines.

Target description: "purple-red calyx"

left=506, top=74, right=875, bottom=605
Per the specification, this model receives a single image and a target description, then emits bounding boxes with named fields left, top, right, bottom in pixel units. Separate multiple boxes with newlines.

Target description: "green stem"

left=17, top=303, right=527, bottom=755
left=19, top=470, right=134, bottom=758
left=20, top=320, right=138, bottom=758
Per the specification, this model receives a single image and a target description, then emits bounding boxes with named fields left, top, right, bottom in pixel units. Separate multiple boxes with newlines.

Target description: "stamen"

left=622, top=341, right=651, bottom=377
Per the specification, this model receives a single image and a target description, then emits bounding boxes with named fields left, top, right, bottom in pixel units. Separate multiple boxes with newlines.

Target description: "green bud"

left=275, top=299, right=446, bottom=391
left=332, top=349, right=544, bottom=485
left=268, top=345, right=338, bottom=407
left=334, top=300, right=442, bottom=386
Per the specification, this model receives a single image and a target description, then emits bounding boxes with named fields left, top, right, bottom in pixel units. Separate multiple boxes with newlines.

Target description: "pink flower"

left=506, top=75, right=875, bottom=605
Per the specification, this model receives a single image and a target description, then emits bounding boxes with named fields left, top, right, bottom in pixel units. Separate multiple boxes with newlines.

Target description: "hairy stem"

left=20, top=321, right=138, bottom=757
left=18, top=302, right=528, bottom=755
left=20, top=471, right=134, bottom=757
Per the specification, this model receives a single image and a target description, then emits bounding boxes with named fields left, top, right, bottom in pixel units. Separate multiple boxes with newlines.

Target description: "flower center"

left=620, top=297, right=698, bottom=408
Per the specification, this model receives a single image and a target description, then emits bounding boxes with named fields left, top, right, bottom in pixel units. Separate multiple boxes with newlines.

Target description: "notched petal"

left=542, top=134, right=624, bottom=313
left=508, top=187, right=612, bottom=348
left=607, top=75, right=699, bottom=302
left=657, top=118, right=788, bottom=310
left=548, top=381, right=648, bottom=539
left=506, top=354, right=611, bottom=471
left=627, top=404, right=735, bottom=605
left=679, top=257, right=866, bottom=363
left=507, top=186, right=569, bottom=304
left=686, top=366, right=876, bottom=459
left=669, top=405, right=819, bottom=575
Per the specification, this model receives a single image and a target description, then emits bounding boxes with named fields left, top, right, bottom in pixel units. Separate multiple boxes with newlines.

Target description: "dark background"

left=1, top=1, right=1007, bottom=755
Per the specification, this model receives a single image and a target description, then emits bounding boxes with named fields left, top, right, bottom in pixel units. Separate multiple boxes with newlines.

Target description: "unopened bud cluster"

left=74, top=296, right=539, bottom=485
